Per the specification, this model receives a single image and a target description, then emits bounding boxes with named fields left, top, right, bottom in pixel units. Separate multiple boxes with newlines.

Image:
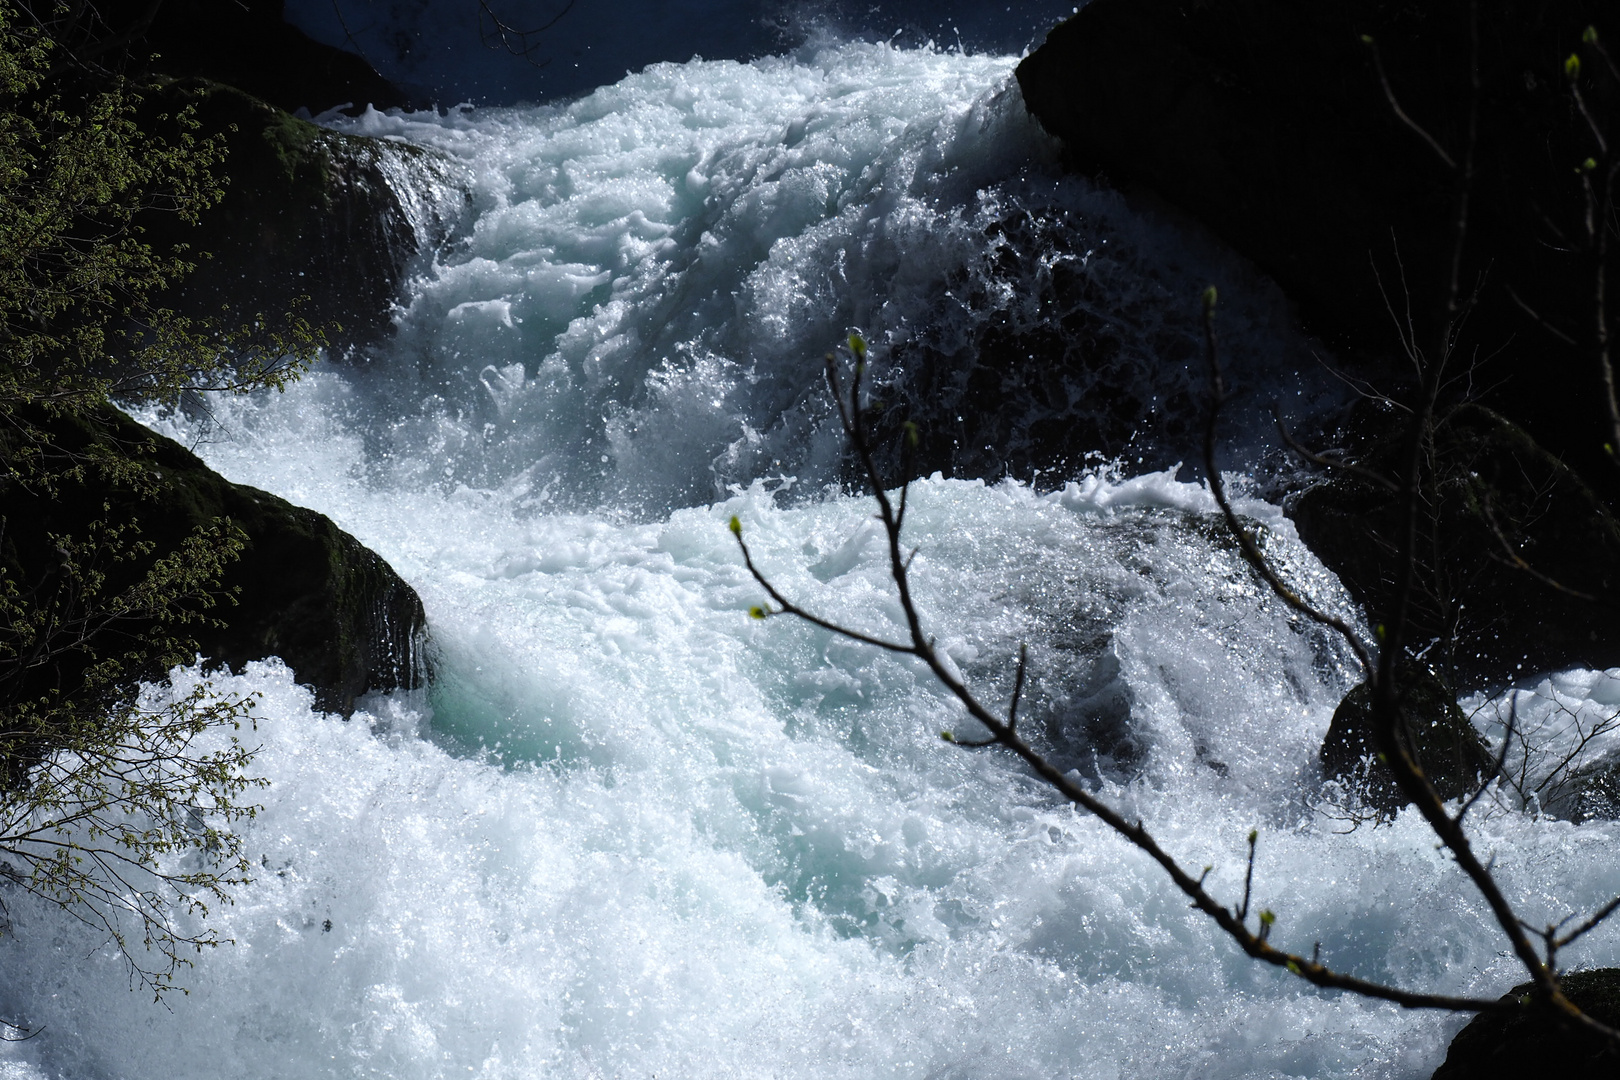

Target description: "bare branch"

left=1558, top=894, right=1620, bottom=951
left=1477, top=492, right=1601, bottom=603
left=1201, top=292, right=1375, bottom=677
left=1362, top=36, right=1458, bottom=170
left=732, top=335, right=1525, bottom=1017
left=1271, top=404, right=1401, bottom=492
left=477, top=0, right=576, bottom=67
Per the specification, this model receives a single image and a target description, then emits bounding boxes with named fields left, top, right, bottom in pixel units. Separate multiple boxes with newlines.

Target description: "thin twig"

left=1558, top=894, right=1620, bottom=950
left=1363, top=36, right=1458, bottom=170
left=732, top=336, right=1520, bottom=1016
left=1477, top=492, right=1600, bottom=603
left=1271, top=405, right=1401, bottom=492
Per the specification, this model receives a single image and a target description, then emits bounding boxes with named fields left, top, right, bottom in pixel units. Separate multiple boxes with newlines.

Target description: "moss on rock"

left=1, top=404, right=427, bottom=715
left=140, top=78, right=465, bottom=353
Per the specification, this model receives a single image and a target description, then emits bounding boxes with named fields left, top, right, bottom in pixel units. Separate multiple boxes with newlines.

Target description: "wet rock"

left=1016, top=0, right=1620, bottom=500
left=864, top=197, right=1309, bottom=485
left=1321, top=661, right=1495, bottom=813
left=1432, top=969, right=1620, bottom=1079
left=141, top=79, right=465, bottom=354
left=1541, top=756, right=1620, bottom=822
left=1290, top=405, right=1620, bottom=687
left=0, top=405, right=427, bottom=715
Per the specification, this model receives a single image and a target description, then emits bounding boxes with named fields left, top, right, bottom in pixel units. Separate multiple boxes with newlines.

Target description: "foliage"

left=0, top=1, right=318, bottom=996
left=0, top=6, right=315, bottom=426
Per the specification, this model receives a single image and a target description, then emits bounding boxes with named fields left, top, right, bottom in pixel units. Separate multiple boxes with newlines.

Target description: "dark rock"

left=1321, top=661, right=1495, bottom=813
left=0, top=405, right=427, bottom=715
left=103, top=0, right=412, bottom=115
left=862, top=193, right=1309, bottom=485
left=1432, top=969, right=1620, bottom=1079
left=140, top=79, right=465, bottom=354
left=1542, top=755, right=1620, bottom=822
left=1290, top=404, right=1620, bottom=687
left=1016, top=0, right=1620, bottom=501
left=872, top=205, right=1202, bottom=481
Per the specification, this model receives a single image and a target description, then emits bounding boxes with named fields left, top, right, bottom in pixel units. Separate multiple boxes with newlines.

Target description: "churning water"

left=4, top=40, right=1620, bottom=1080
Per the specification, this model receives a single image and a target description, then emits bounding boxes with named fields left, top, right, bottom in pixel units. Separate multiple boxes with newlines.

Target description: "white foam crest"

left=9, top=418, right=1620, bottom=1077
left=1462, top=670, right=1620, bottom=819
left=314, top=43, right=1337, bottom=513
left=11, top=43, right=1612, bottom=1080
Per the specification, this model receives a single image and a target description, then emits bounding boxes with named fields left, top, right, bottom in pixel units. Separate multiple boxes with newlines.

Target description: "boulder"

left=1321, top=660, right=1495, bottom=813
left=140, top=79, right=465, bottom=354
left=0, top=404, right=427, bottom=716
left=1016, top=0, right=1620, bottom=500
left=102, top=0, right=411, bottom=115
left=1290, top=404, right=1620, bottom=687
left=1432, top=969, right=1620, bottom=1078
left=1541, top=755, right=1620, bottom=822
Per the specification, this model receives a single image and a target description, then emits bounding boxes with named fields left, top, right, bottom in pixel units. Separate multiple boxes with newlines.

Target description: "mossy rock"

left=1433, top=969, right=1620, bottom=1079
left=139, top=79, right=465, bottom=353
left=0, top=404, right=426, bottom=715
left=1321, top=661, right=1495, bottom=813
left=1291, top=405, right=1620, bottom=688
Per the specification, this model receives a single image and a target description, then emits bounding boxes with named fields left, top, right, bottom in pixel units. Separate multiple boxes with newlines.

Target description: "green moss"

left=3, top=404, right=427, bottom=715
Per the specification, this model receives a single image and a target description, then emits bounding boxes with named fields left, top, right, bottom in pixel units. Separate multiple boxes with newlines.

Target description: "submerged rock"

left=1290, top=405, right=1620, bottom=687
left=1, top=405, right=427, bottom=715
left=141, top=79, right=465, bottom=355
left=1321, top=661, right=1494, bottom=813
left=1432, top=969, right=1620, bottom=1079
left=1541, top=756, right=1620, bottom=822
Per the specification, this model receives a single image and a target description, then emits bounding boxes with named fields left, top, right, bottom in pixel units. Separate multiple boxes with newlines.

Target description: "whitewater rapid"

left=4, top=41, right=1620, bottom=1080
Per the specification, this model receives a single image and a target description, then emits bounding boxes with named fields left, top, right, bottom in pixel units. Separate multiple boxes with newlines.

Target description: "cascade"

left=3, top=36, right=1618, bottom=1080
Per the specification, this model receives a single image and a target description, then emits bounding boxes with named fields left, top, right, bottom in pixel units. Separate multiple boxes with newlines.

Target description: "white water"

left=284, top=0, right=1088, bottom=105
left=5, top=42, right=1620, bottom=1080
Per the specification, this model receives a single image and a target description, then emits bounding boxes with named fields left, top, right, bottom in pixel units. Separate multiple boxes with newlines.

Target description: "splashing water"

left=3, top=41, right=1618, bottom=1080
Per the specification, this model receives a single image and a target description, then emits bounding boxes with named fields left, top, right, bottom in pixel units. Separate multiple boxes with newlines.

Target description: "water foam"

left=314, top=42, right=1335, bottom=512
left=4, top=42, right=1616, bottom=1080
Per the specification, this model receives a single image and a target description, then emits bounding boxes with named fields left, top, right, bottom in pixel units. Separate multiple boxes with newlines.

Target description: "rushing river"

left=3, top=37, right=1620, bottom=1080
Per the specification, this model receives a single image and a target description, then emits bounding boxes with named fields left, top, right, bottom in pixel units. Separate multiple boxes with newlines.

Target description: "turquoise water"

left=3, top=42, right=1619, bottom=1080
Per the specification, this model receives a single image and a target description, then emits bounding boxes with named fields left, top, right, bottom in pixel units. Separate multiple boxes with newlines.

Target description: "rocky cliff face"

left=101, top=0, right=412, bottom=115
left=1015, top=0, right=1619, bottom=497
left=1014, top=0, right=1620, bottom=689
